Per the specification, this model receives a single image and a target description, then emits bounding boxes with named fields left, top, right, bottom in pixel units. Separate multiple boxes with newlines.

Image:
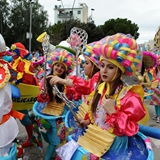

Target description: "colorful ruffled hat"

left=47, top=47, right=74, bottom=74
left=92, top=33, right=142, bottom=76
left=11, top=42, right=30, bottom=58
left=142, top=51, right=157, bottom=69
left=83, top=41, right=100, bottom=68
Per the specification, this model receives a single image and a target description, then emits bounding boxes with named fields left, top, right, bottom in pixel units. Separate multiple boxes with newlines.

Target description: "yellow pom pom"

left=11, top=44, right=16, bottom=50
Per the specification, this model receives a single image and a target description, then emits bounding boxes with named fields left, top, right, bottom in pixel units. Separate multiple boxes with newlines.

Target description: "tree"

left=101, top=18, right=139, bottom=39
left=47, top=21, right=64, bottom=45
left=3, top=0, right=50, bottom=51
left=0, top=0, right=10, bottom=38
left=60, top=19, right=104, bottom=44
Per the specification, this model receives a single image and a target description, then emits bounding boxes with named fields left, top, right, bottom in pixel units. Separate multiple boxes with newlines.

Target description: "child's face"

left=100, top=60, right=118, bottom=82
left=53, top=62, right=65, bottom=76
left=83, top=57, right=93, bottom=76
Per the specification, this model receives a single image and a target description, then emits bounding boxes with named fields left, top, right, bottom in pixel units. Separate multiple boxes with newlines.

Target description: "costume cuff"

left=37, top=93, right=50, bottom=103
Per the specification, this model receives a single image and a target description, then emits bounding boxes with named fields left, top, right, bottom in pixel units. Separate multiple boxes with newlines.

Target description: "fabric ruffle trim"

left=106, top=106, right=119, bottom=132
left=37, top=93, right=50, bottom=103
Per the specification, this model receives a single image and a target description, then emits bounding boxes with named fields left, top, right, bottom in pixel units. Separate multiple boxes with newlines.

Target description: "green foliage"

left=1, top=0, right=49, bottom=50
left=59, top=19, right=104, bottom=44
left=102, top=18, right=139, bottom=39
left=0, top=1, right=140, bottom=51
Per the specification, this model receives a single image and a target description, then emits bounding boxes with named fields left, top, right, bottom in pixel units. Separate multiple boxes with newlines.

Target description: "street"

left=17, top=103, right=160, bottom=160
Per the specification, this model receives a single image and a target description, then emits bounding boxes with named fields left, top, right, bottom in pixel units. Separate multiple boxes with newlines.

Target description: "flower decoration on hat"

left=47, top=48, right=74, bottom=74
left=83, top=41, right=100, bottom=68
left=142, top=51, right=157, bottom=69
left=11, top=42, right=30, bottom=59
left=92, top=33, right=142, bottom=76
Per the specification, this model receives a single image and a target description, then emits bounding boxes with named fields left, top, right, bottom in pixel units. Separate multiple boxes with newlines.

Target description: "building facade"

left=53, top=3, right=88, bottom=24
left=154, top=26, right=160, bottom=50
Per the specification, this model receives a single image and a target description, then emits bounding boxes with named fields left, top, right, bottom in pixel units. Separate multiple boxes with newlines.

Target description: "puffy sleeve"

left=106, top=91, right=146, bottom=136
left=70, top=72, right=99, bottom=95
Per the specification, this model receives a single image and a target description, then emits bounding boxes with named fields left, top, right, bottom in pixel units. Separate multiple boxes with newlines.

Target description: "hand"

left=40, top=87, right=47, bottom=98
left=102, top=96, right=116, bottom=115
left=76, top=118, right=90, bottom=127
left=46, top=75, right=65, bottom=86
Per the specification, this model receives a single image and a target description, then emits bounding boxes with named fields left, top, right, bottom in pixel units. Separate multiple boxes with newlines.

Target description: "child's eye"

left=109, top=66, right=114, bottom=69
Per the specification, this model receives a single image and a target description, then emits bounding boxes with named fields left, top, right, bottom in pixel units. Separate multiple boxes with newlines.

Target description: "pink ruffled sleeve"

left=70, top=72, right=99, bottom=95
left=106, top=91, right=146, bottom=136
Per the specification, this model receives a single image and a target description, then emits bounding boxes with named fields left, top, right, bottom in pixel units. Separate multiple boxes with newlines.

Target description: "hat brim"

left=56, top=45, right=76, bottom=55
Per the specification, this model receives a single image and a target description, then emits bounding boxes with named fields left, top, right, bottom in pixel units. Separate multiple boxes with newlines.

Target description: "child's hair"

left=91, top=68, right=123, bottom=113
left=46, top=64, right=66, bottom=103
left=140, top=61, right=145, bottom=76
left=88, top=61, right=100, bottom=79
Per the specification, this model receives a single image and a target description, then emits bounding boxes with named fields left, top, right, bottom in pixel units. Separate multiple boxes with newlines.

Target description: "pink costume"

left=84, top=83, right=146, bottom=136
left=67, top=72, right=99, bottom=103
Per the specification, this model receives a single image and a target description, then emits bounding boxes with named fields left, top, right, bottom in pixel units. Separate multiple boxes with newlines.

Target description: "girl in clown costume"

left=35, top=46, right=75, bottom=160
left=37, top=47, right=75, bottom=114
left=71, top=33, right=152, bottom=159
left=49, top=41, right=100, bottom=106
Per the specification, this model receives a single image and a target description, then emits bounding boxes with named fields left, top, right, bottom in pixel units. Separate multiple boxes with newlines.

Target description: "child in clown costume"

left=10, top=42, right=39, bottom=148
left=72, top=33, right=151, bottom=159
left=35, top=46, right=75, bottom=160
left=0, top=34, right=24, bottom=158
left=49, top=41, right=100, bottom=106
left=37, top=46, right=75, bottom=113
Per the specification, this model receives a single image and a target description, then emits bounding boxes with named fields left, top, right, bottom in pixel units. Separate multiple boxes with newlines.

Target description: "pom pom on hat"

left=11, top=42, right=30, bottom=58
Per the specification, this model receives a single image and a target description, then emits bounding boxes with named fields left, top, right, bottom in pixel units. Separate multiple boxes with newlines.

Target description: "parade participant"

left=34, top=46, right=75, bottom=160
left=137, top=51, right=157, bottom=91
left=11, top=42, right=39, bottom=85
left=0, top=34, right=24, bottom=158
left=10, top=42, right=39, bottom=148
left=37, top=47, right=75, bottom=116
left=31, top=53, right=44, bottom=83
left=151, top=65, right=160, bottom=123
left=48, top=41, right=100, bottom=105
left=76, top=33, right=148, bottom=159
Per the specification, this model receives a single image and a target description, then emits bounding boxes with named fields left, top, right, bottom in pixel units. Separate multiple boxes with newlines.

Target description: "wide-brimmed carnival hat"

left=83, top=41, right=101, bottom=68
left=92, top=33, right=142, bottom=76
left=47, top=47, right=75, bottom=74
left=11, top=42, right=30, bottom=58
left=142, top=51, right=157, bottom=69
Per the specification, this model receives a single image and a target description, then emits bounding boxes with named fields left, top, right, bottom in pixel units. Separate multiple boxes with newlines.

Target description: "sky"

left=38, top=0, right=160, bottom=44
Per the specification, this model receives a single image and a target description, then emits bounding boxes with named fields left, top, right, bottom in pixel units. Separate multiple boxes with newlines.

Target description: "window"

left=77, top=10, right=81, bottom=14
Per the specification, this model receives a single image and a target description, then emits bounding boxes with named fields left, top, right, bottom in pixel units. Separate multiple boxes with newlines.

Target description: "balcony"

left=58, top=11, right=73, bottom=18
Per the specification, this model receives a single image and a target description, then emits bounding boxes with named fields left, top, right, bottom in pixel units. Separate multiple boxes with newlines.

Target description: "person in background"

left=10, top=42, right=39, bottom=148
left=150, top=65, right=160, bottom=123
left=0, top=34, right=24, bottom=158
